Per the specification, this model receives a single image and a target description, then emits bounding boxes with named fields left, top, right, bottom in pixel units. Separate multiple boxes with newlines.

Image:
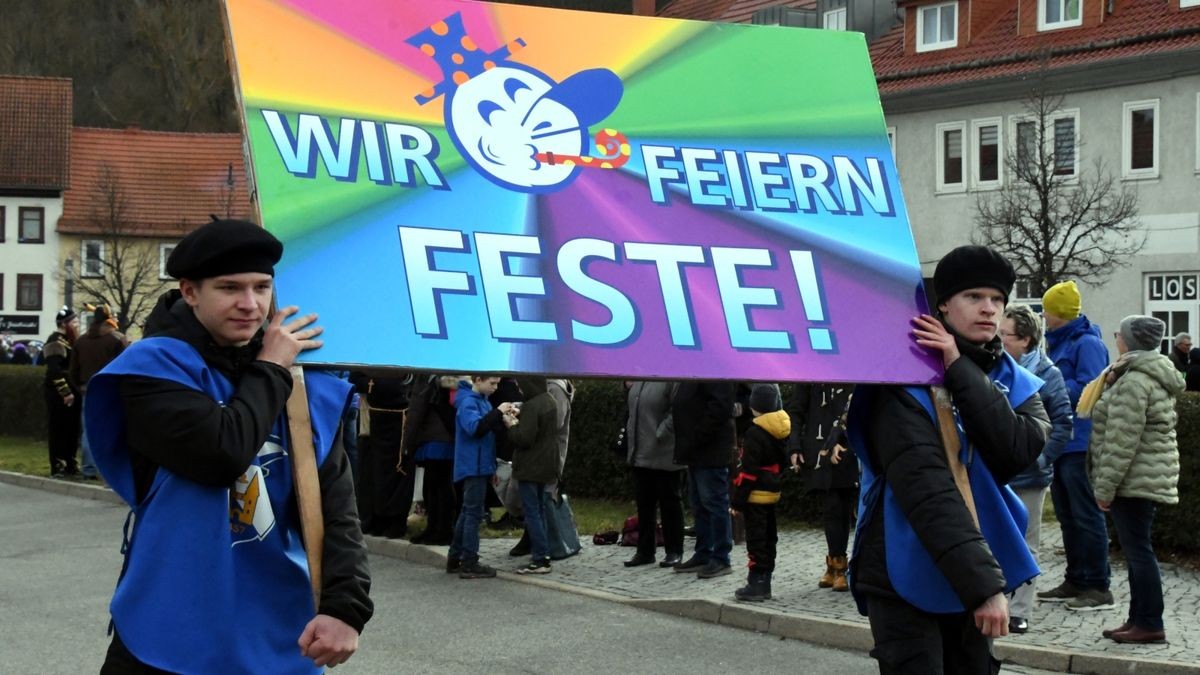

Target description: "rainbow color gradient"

left=224, top=0, right=941, bottom=383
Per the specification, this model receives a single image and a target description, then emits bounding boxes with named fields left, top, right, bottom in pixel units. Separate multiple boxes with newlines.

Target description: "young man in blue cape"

left=847, top=245, right=1050, bottom=674
left=87, top=219, right=372, bottom=674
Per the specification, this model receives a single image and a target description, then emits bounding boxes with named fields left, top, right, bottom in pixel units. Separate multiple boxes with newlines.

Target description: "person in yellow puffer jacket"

left=730, top=384, right=790, bottom=602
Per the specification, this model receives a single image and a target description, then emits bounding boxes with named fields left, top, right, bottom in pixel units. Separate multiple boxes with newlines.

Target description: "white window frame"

left=971, top=117, right=1004, bottom=190
left=81, top=239, right=105, bottom=278
left=1038, top=0, right=1082, bottom=31
left=1011, top=280, right=1042, bottom=310
left=1181, top=0, right=1200, bottom=8
left=935, top=121, right=967, bottom=193
left=1122, top=99, right=1160, bottom=180
left=159, top=243, right=177, bottom=280
left=1009, top=108, right=1080, bottom=180
left=824, top=7, right=847, bottom=30
left=916, top=2, right=958, bottom=53
left=886, top=126, right=897, bottom=160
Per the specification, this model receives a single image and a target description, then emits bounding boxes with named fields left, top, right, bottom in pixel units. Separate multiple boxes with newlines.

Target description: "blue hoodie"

left=453, top=380, right=501, bottom=482
left=1044, top=315, right=1110, bottom=454
left=1009, top=350, right=1074, bottom=489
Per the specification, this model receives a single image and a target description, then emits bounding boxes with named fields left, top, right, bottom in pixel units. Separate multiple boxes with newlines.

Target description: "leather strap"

left=931, top=386, right=979, bottom=529
left=286, top=365, right=323, bottom=610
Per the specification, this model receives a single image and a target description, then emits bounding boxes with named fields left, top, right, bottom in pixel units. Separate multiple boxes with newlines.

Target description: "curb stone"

left=364, top=535, right=1200, bottom=675
left=0, top=470, right=122, bottom=505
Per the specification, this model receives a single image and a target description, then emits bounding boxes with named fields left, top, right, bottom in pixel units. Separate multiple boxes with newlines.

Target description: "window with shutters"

left=935, top=121, right=966, bottom=193
left=972, top=118, right=1003, bottom=189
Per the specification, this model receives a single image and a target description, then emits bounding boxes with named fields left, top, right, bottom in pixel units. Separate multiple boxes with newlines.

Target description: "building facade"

left=57, top=127, right=254, bottom=338
left=662, top=0, right=1200, bottom=352
left=874, top=0, right=1200, bottom=351
left=0, top=76, right=72, bottom=340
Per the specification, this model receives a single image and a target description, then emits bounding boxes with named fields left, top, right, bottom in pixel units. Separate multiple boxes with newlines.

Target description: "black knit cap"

left=166, top=218, right=283, bottom=280
left=55, top=306, right=76, bottom=326
left=933, top=245, right=1016, bottom=306
left=749, top=384, right=781, bottom=414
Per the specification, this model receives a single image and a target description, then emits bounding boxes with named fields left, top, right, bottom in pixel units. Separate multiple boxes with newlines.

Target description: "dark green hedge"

left=561, top=381, right=824, bottom=524
left=1153, top=392, right=1200, bottom=553
left=561, top=384, right=1200, bottom=543
left=0, top=365, right=48, bottom=439
left=562, top=379, right=633, bottom=500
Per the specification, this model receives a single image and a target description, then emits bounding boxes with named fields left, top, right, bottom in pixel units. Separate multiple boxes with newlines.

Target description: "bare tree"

left=974, top=86, right=1143, bottom=297
left=126, top=0, right=236, bottom=132
left=0, top=0, right=237, bottom=132
left=64, top=165, right=172, bottom=333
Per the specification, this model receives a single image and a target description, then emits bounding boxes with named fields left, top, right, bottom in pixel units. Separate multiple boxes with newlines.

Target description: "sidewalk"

left=4, top=470, right=1196, bottom=674
left=370, top=511, right=1200, bottom=675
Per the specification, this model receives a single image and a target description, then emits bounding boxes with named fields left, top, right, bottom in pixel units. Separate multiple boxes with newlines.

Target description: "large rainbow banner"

left=223, top=0, right=940, bottom=383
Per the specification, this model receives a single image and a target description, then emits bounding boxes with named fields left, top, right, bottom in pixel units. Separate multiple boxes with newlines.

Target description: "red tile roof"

left=658, top=0, right=815, bottom=22
left=58, top=127, right=254, bottom=238
left=658, top=0, right=735, bottom=20
left=871, top=0, right=1200, bottom=95
left=0, top=76, right=72, bottom=191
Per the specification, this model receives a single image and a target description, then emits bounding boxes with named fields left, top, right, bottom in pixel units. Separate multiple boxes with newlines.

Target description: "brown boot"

left=831, top=555, right=849, bottom=592
left=818, top=555, right=836, bottom=588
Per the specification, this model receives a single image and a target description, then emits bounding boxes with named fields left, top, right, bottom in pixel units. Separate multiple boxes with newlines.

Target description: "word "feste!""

left=398, top=227, right=836, bottom=353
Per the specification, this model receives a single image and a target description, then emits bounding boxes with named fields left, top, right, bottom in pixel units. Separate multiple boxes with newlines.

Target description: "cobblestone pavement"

left=472, top=519, right=1199, bottom=668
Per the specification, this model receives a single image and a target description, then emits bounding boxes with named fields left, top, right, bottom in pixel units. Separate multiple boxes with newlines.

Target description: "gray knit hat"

left=1119, top=315, right=1166, bottom=352
left=749, top=383, right=782, bottom=414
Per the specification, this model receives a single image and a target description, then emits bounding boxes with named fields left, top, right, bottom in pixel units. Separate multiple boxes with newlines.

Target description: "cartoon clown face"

left=408, top=12, right=624, bottom=194
left=448, top=64, right=622, bottom=192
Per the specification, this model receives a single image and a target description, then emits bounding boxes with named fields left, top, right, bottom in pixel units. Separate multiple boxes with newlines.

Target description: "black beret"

left=933, top=245, right=1015, bottom=306
left=167, top=219, right=283, bottom=280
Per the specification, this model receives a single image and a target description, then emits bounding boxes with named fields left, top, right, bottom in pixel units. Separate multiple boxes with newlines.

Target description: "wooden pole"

left=286, top=365, right=324, bottom=610
left=931, top=386, right=979, bottom=529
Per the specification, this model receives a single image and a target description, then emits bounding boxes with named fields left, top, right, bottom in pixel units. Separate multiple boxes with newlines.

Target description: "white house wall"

left=886, top=72, right=1200, bottom=354
left=0, top=195, right=65, bottom=341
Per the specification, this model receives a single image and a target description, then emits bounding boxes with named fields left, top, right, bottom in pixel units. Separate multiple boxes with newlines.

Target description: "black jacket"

left=786, top=384, right=857, bottom=492
left=116, top=291, right=373, bottom=632
left=852, top=346, right=1050, bottom=613
left=505, top=390, right=561, bottom=484
left=672, top=381, right=737, bottom=467
left=400, top=375, right=456, bottom=454
left=42, top=330, right=75, bottom=397
left=731, top=411, right=790, bottom=508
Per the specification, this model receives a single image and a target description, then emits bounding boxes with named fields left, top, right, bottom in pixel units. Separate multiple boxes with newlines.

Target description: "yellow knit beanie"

left=1042, top=281, right=1081, bottom=320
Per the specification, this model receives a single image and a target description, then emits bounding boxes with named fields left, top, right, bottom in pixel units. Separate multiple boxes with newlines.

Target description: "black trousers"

left=420, top=459, right=456, bottom=539
left=356, top=433, right=378, bottom=532
left=44, top=389, right=80, bottom=474
left=632, top=467, right=684, bottom=557
left=371, top=411, right=415, bottom=526
left=101, top=630, right=171, bottom=674
left=866, top=594, right=999, bottom=675
left=822, top=487, right=857, bottom=556
left=743, top=503, right=777, bottom=573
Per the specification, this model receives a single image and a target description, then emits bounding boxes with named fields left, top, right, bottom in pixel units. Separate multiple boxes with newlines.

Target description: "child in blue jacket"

left=449, top=376, right=517, bottom=578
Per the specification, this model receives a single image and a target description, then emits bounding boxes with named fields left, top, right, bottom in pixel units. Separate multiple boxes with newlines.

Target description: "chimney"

left=633, top=0, right=656, bottom=16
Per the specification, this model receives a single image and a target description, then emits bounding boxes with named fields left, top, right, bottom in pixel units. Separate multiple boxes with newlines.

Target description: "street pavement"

left=1, top=474, right=1189, bottom=674
left=0, top=481, right=876, bottom=674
